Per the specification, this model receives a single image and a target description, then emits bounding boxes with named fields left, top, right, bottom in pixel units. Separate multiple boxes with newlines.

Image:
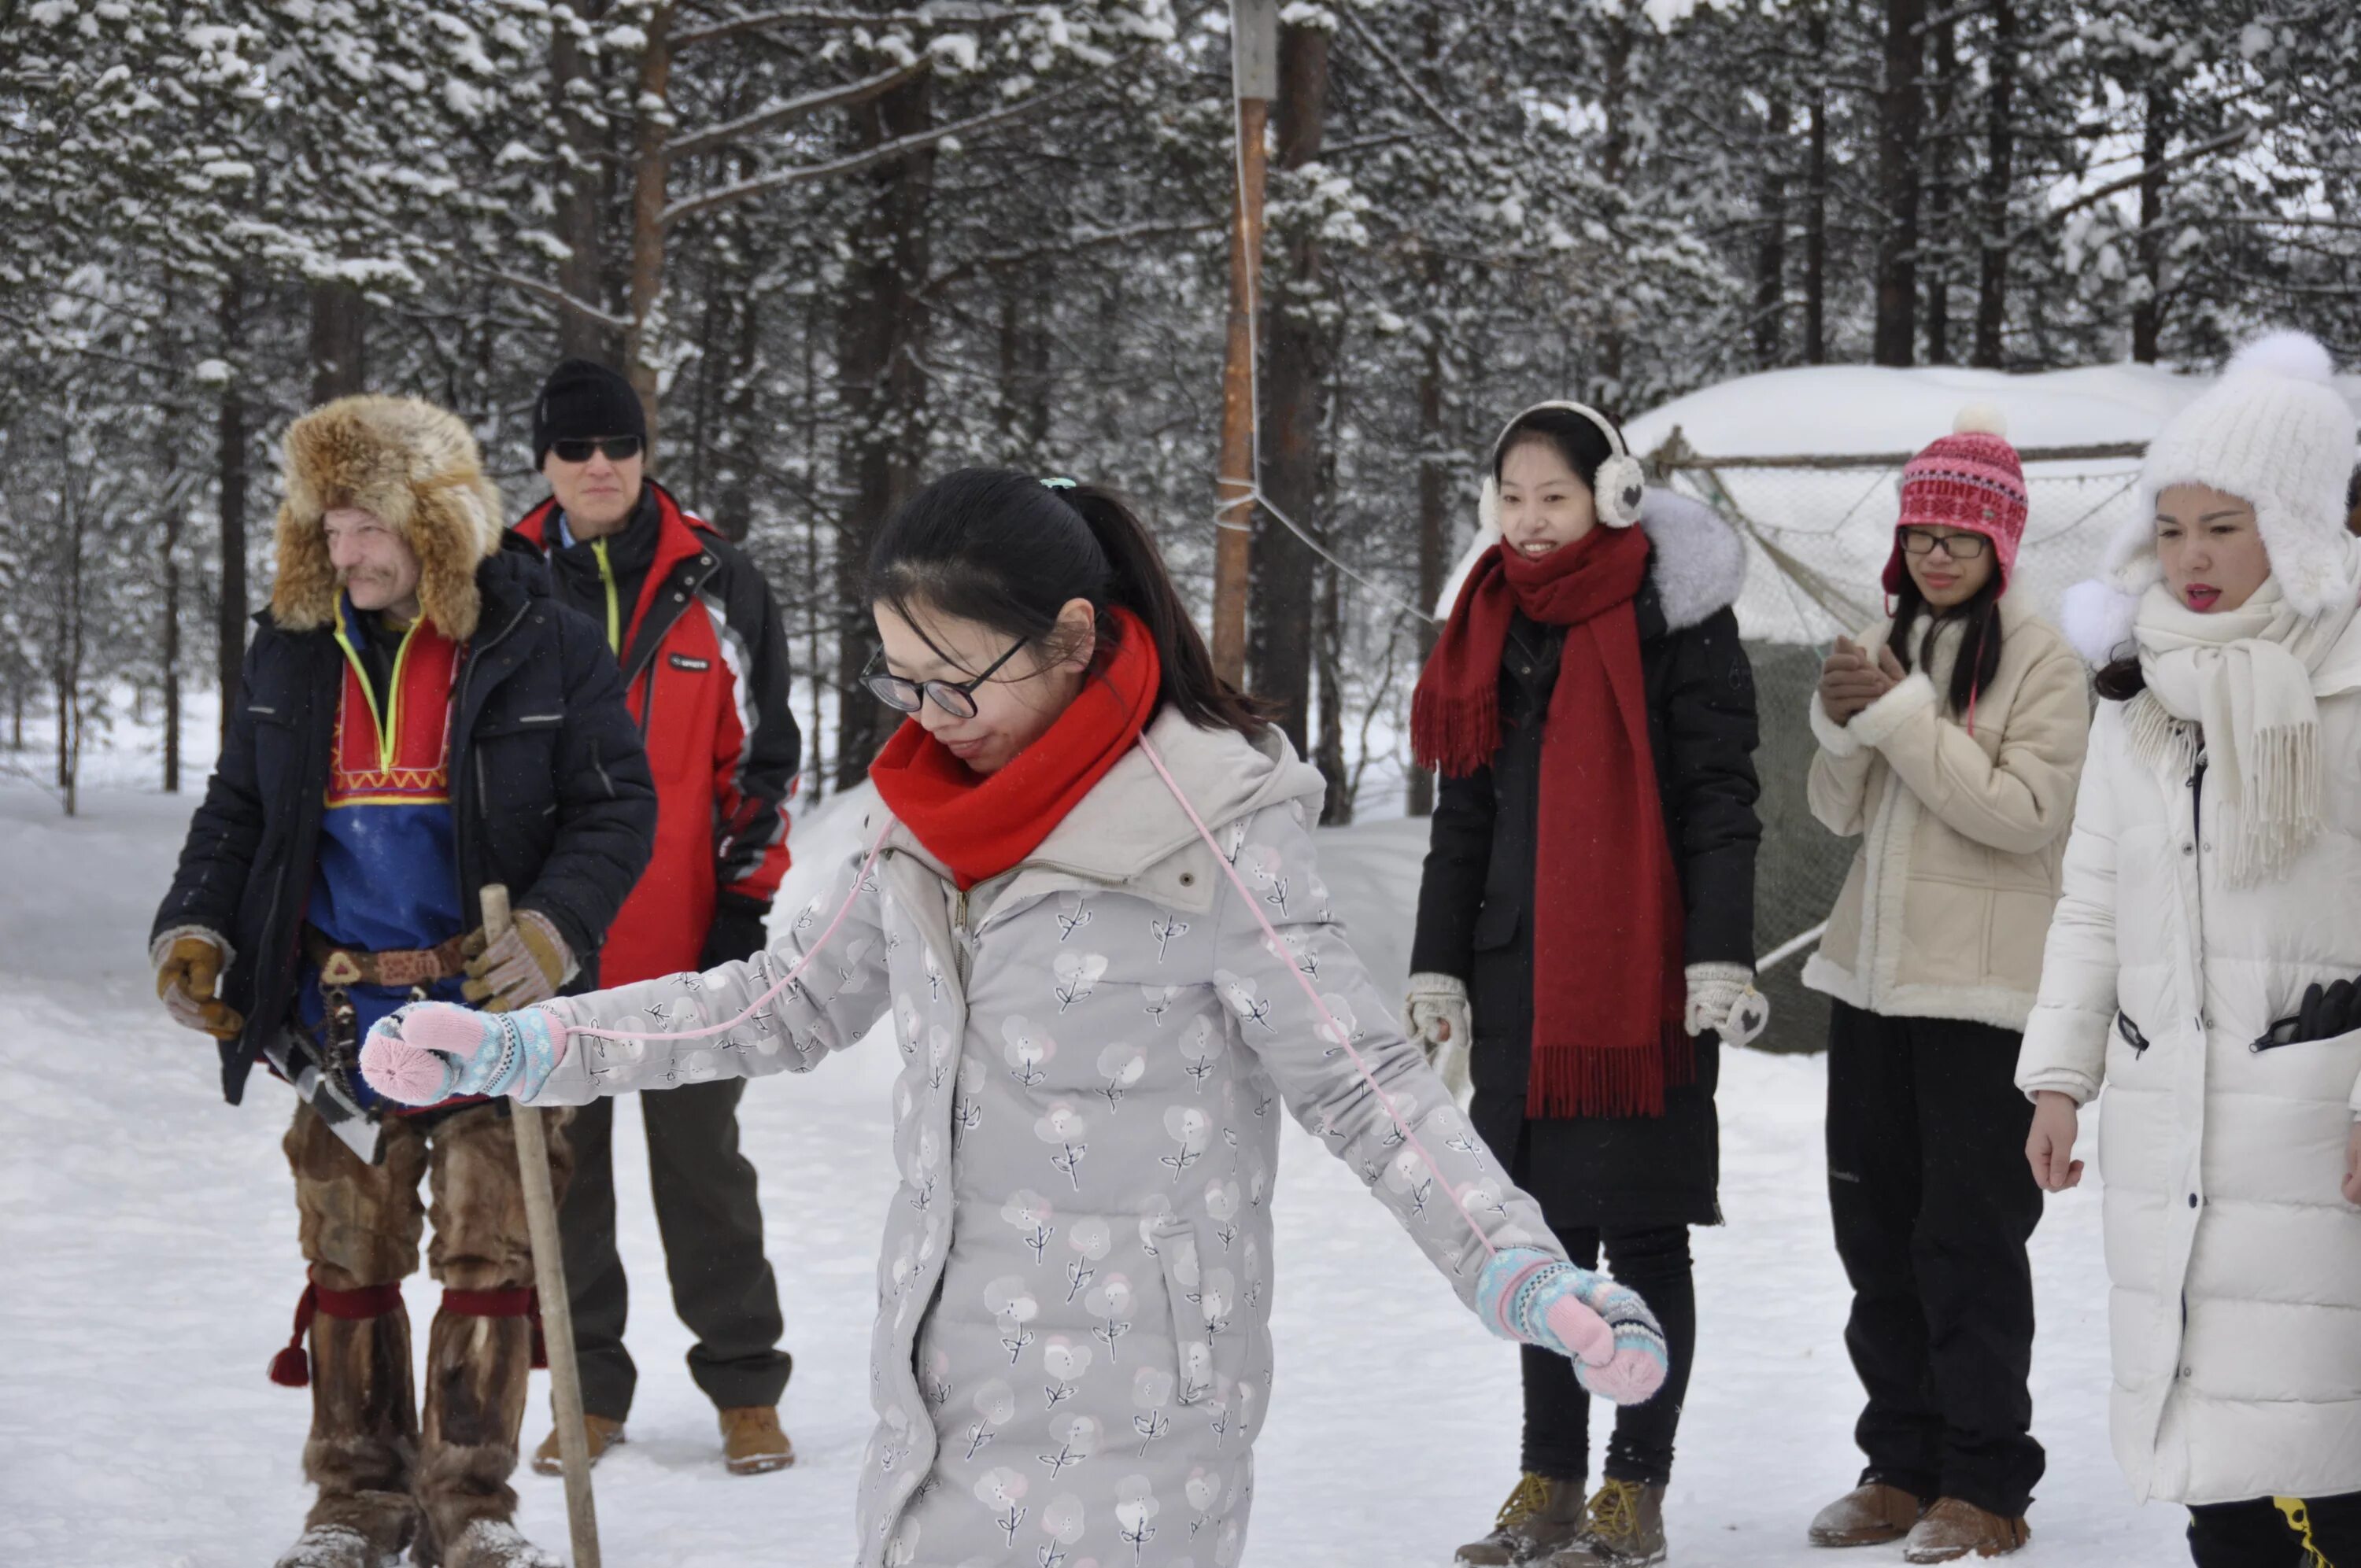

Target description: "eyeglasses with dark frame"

left=548, top=436, right=645, bottom=465
left=863, top=639, right=1029, bottom=720
left=1898, top=527, right=1991, bottom=560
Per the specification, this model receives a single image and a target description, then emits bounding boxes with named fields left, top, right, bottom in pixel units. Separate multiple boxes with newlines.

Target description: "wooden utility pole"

left=1211, top=0, right=1277, bottom=691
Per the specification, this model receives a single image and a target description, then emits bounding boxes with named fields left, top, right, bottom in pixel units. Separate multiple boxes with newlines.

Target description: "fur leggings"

left=284, top=1100, right=571, bottom=1561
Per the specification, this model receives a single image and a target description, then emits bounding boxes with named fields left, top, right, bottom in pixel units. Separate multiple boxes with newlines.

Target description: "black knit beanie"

left=533, top=359, right=646, bottom=467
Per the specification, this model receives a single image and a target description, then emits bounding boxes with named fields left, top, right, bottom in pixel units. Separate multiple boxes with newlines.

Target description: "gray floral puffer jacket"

left=531, top=709, right=1568, bottom=1566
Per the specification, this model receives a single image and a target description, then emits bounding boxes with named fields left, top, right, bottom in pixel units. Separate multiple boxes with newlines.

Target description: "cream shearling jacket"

left=1802, top=598, right=2091, bottom=1031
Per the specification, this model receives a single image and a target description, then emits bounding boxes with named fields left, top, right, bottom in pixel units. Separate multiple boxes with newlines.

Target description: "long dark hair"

left=1495, top=404, right=1620, bottom=493
left=1886, top=569, right=2005, bottom=719
left=866, top=467, right=1268, bottom=739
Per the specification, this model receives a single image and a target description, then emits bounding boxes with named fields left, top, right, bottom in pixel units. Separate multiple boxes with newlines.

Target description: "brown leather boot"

left=1809, top=1482, right=1930, bottom=1548
left=719, top=1405, right=796, bottom=1475
left=291, top=1301, right=420, bottom=1566
left=1454, top=1473, right=1589, bottom=1566
left=529, top=1413, right=624, bottom=1476
left=1901, top=1498, right=2031, bottom=1563
left=1547, top=1479, right=1667, bottom=1566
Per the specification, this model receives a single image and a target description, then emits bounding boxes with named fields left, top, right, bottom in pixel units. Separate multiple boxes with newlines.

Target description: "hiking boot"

left=439, top=1519, right=560, bottom=1568
left=273, top=1525, right=405, bottom=1568
left=719, top=1404, right=796, bottom=1475
left=1810, top=1482, right=1929, bottom=1548
left=530, top=1413, right=624, bottom=1476
left=1547, top=1479, right=1668, bottom=1566
left=1454, top=1472, right=1588, bottom=1565
left=1901, top=1499, right=2030, bottom=1563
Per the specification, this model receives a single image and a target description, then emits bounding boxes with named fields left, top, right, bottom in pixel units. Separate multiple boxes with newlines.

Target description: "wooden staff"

left=481, top=884, right=601, bottom=1568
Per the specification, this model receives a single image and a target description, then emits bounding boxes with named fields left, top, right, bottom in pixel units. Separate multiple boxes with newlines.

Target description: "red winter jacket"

left=512, top=483, right=800, bottom=983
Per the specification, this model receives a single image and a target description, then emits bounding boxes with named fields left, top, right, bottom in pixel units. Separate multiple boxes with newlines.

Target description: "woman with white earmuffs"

left=1406, top=401, right=1766, bottom=1568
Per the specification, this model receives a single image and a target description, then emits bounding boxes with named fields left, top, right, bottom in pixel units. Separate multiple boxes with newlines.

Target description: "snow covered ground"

left=0, top=779, right=2188, bottom=1567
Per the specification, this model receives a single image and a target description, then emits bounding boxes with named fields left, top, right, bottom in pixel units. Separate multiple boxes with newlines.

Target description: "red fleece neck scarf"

left=870, top=606, right=1162, bottom=891
left=1411, top=527, right=1689, bottom=1118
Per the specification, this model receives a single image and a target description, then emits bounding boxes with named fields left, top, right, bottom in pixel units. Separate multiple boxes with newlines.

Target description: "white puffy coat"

left=2016, top=618, right=2361, bottom=1506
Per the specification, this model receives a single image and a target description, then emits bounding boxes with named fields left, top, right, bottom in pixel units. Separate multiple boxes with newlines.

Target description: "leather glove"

left=361, top=1000, right=567, bottom=1104
left=1476, top=1245, right=1669, bottom=1406
left=1684, top=961, right=1768, bottom=1046
left=1405, top=972, right=1472, bottom=1061
left=460, top=908, right=576, bottom=1013
left=153, top=929, right=245, bottom=1039
left=700, top=891, right=774, bottom=968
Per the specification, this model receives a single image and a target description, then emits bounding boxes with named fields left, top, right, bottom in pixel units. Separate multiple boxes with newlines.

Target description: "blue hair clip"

left=1041, top=476, right=1077, bottom=491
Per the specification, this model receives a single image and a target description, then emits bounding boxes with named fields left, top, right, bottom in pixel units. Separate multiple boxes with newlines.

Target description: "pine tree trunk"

left=1873, top=0, right=1927, bottom=367
left=1597, top=12, right=1633, bottom=390
left=1923, top=19, right=1957, bottom=365
left=1805, top=5, right=1830, bottom=366
left=551, top=0, right=615, bottom=363
left=1971, top=0, right=2016, bottom=369
left=1248, top=21, right=1331, bottom=767
left=1753, top=93, right=1791, bottom=367
left=1408, top=299, right=1447, bottom=819
left=2132, top=83, right=2170, bottom=365
left=216, top=272, right=249, bottom=753
left=832, top=75, right=935, bottom=791
left=164, top=474, right=182, bottom=794
left=1314, top=559, right=1349, bottom=824
left=308, top=279, right=368, bottom=405
left=625, top=2, right=674, bottom=451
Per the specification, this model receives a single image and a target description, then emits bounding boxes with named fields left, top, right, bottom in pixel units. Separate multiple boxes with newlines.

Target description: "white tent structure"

left=1443, top=361, right=2361, bottom=647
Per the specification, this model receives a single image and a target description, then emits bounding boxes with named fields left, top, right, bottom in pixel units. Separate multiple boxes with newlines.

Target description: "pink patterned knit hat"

left=1882, top=404, right=2029, bottom=596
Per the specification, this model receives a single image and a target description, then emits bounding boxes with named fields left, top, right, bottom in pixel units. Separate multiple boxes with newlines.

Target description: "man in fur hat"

left=150, top=395, right=656, bottom=1568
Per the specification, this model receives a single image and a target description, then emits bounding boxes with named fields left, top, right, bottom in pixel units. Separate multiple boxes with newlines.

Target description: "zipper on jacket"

left=2115, top=1010, right=2151, bottom=1058
left=951, top=887, right=974, bottom=988
left=449, top=596, right=534, bottom=928
left=2186, top=754, right=2209, bottom=1039
left=592, top=539, right=620, bottom=655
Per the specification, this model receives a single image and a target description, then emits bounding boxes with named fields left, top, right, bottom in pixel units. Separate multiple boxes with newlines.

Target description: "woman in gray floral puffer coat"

left=365, top=470, right=1665, bottom=1567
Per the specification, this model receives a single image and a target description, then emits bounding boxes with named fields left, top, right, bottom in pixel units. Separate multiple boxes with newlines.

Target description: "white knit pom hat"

left=2101, top=330, right=2361, bottom=618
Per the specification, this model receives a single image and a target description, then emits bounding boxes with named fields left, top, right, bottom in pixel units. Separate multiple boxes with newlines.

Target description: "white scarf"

left=2130, top=577, right=2358, bottom=886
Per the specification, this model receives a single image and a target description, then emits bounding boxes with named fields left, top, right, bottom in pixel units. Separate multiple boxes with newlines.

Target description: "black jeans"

left=1825, top=1000, right=2045, bottom=1518
left=559, top=1077, right=792, bottom=1420
left=2188, top=1493, right=2361, bottom=1567
left=1518, top=1224, right=1696, bottom=1486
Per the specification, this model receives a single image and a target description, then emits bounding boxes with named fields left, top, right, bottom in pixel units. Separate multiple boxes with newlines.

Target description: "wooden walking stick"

left=481, top=884, right=602, bottom=1568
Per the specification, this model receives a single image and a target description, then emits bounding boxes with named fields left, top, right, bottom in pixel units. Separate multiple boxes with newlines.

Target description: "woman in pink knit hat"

left=1798, top=408, right=2093, bottom=1562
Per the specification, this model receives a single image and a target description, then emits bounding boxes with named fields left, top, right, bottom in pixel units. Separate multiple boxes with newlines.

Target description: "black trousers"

left=559, top=1077, right=792, bottom=1420
left=1518, top=1225, right=1696, bottom=1486
left=2188, top=1493, right=2361, bottom=1568
left=1825, top=1000, right=2045, bottom=1518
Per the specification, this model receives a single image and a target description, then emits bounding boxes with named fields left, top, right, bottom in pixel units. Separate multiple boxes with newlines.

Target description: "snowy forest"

left=6, top=0, right=2361, bottom=817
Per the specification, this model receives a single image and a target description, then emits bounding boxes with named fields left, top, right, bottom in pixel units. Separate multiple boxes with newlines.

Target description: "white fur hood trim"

left=1640, top=489, right=1748, bottom=632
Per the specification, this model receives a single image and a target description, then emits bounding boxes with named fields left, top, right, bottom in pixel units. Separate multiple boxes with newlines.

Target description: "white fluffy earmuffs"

left=1477, top=400, right=1648, bottom=533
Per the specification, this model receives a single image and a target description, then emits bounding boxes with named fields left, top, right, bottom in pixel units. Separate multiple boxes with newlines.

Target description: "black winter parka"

left=1410, top=496, right=1761, bottom=1227
left=152, top=544, right=657, bottom=1105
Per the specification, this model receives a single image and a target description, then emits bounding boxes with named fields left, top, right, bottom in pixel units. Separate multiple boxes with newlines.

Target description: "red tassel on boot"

left=268, top=1271, right=406, bottom=1388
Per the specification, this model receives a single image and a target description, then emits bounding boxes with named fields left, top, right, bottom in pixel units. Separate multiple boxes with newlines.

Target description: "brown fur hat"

left=271, top=396, right=505, bottom=640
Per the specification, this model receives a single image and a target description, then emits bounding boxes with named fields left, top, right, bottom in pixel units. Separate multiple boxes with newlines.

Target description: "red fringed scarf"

left=870, top=607, right=1162, bottom=890
left=1410, top=528, right=1688, bottom=1118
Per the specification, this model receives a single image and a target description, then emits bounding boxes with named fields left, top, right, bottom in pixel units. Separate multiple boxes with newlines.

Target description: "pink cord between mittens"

left=1132, top=733, right=1502, bottom=1265
left=555, top=821, right=895, bottom=1056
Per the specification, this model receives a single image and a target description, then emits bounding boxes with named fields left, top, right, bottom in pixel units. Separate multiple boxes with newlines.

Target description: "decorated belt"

left=302, top=926, right=469, bottom=990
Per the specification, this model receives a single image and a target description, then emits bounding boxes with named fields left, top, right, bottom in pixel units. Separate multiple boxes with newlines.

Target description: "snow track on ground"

left=0, top=783, right=2182, bottom=1566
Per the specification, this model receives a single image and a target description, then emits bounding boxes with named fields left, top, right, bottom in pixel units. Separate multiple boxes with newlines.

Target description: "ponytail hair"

left=866, top=467, right=1269, bottom=740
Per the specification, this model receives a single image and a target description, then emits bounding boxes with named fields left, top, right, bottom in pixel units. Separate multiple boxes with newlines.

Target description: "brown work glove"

left=153, top=929, right=246, bottom=1039
left=461, top=907, right=577, bottom=1013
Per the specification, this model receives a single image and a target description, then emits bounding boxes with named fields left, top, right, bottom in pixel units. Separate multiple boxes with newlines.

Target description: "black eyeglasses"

left=864, top=640, right=1028, bottom=720
left=1900, top=528, right=1990, bottom=560
left=549, top=436, right=643, bottom=464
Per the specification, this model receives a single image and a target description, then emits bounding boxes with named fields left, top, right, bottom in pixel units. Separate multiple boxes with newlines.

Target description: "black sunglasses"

left=864, top=640, right=1028, bottom=720
left=549, top=436, right=643, bottom=464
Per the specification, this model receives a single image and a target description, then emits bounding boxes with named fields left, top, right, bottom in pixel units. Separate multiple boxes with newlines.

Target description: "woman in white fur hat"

left=2020, top=330, right=2361, bottom=1567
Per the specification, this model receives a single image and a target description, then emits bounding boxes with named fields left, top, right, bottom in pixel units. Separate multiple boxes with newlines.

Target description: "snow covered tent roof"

left=1442, top=362, right=2361, bottom=646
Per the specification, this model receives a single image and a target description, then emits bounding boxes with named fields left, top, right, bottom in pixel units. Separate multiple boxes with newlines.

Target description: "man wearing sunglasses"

left=511, top=358, right=804, bottom=1479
